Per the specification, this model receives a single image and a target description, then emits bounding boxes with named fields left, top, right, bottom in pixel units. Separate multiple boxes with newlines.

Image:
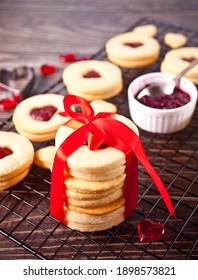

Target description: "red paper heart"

left=0, top=82, right=20, bottom=110
left=138, top=218, right=165, bottom=242
left=40, top=64, right=56, bottom=75
left=59, top=52, right=89, bottom=63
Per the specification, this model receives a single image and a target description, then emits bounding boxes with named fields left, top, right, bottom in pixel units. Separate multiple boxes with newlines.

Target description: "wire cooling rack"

left=0, top=17, right=197, bottom=260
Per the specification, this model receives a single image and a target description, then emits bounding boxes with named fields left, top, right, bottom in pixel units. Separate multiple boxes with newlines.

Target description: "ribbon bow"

left=50, top=95, right=175, bottom=225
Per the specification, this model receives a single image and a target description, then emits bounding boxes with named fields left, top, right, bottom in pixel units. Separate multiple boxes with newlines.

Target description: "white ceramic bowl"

left=128, top=72, right=197, bottom=133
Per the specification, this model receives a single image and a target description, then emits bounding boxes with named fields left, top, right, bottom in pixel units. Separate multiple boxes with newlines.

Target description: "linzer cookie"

left=0, top=131, right=34, bottom=190
left=62, top=60, right=123, bottom=101
left=12, top=94, right=69, bottom=141
left=105, top=32, right=160, bottom=68
left=161, top=47, right=198, bottom=84
left=50, top=95, right=175, bottom=232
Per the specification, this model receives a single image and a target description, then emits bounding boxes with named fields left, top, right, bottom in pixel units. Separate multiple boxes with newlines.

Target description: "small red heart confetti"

left=40, top=64, right=57, bottom=75
left=137, top=218, right=165, bottom=242
left=59, top=52, right=89, bottom=63
left=0, top=83, right=20, bottom=110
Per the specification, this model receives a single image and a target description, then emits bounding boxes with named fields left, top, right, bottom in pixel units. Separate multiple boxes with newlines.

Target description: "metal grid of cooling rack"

left=0, top=17, right=197, bottom=260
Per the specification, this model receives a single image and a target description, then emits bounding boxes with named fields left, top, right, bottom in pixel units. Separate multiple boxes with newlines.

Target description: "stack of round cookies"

left=53, top=114, right=139, bottom=232
left=105, top=32, right=160, bottom=68
left=161, top=47, right=198, bottom=85
left=62, top=60, right=123, bottom=101
left=12, top=94, right=69, bottom=142
left=0, top=131, right=34, bottom=190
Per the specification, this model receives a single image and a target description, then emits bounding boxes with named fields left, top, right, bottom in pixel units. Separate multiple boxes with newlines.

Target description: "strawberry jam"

left=0, top=147, right=13, bottom=159
left=136, top=86, right=191, bottom=109
left=30, top=105, right=57, bottom=121
left=124, top=42, right=143, bottom=48
left=83, top=70, right=101, bottom=78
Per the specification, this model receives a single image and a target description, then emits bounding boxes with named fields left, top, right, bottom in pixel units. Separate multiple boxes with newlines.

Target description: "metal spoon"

left=137, top=57, right=198, bottom=99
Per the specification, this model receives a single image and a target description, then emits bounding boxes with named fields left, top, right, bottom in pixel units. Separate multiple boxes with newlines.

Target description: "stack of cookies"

left=161, top=47, right=198, bottom=85
left=0, top=131, right=34, bottom=190
left=62, top=60, right=123, bottom=101
left=105, top=32, right=160, bottom=68
left=53, top=114, right=139, bottom=232
left=12, top=94, right=69, bottom=142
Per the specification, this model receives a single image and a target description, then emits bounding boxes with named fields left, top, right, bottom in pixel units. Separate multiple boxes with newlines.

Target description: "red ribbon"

left=50, top=95, right=175, bottom=225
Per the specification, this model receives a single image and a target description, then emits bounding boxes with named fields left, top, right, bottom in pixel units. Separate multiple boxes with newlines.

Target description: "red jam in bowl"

left=0, top=147, right=13, bottom=159
left=30, top=105, right=57, bottom=121
left=136, top=86, right=191, bottom=109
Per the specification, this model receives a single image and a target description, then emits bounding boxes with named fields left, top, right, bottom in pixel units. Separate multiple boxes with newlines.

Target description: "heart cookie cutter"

left=0, top=66, right=35, bottom=99
left=0, top=66, right=35, bottom=110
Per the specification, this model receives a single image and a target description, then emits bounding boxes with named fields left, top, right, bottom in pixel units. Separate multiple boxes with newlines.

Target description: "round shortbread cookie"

left=160, top=61, right=198, bottom=85
left=55, top=114, right=138, bottom=174
left=0, top=131, right=34, bottom=181
left=67, top=82, right=123, bottom=101
left=68, top=187, right=123, bottom=208
left=65, top=173, right=126, bottom=192
left=160, top=47, right=198, bottom=78
left=34, top=146, right=55, bottom=169
left=105, top=32, right=160, bottom=68
left=63, top=60, right=123, bottom=98
left=12, top=94, right=69, bottom=136
left=132, top=24, right=158, bottom=37
left=56, top=125, right=125, bottom=173
left=68, top=196, right=125, bottom=215
left=68, top=145, right=125, bottom=173
left=107, top=53, right=159, bottom=68
left=66, top=183, right=123, bottom=200
left=90, top=100, right=117, bottom=115
left=69, top=165, right=126, bottom=181
left=0, top=168, right=30, bottom=191
left=66, top=205, right=125, bottom=225
left=67, top=215, right=124, bottom=232
left=15, top=125, right=57, bottom=142
left=164, top=32, right=187, bottom=49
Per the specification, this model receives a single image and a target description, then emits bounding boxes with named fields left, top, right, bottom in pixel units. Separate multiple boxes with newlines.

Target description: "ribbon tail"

left=95, top=118, right=175, bottom=217
left=133, top=139, right=176, bottom=217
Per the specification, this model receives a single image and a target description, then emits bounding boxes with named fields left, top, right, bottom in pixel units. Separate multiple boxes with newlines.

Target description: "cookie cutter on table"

left=0, top=66, right=35, bottom=101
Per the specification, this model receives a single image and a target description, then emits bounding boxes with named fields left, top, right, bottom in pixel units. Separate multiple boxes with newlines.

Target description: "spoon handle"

left=174, top=57, right=198, bottom=86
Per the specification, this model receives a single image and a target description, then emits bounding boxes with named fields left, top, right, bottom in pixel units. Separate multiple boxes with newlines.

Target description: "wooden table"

left=0, top=0, right=198, bottom=260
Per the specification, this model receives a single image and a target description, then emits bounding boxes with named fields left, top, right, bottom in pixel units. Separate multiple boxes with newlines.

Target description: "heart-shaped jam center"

left=0, top=147, right=13, bottom=159
left=138, top=218, right=165, bottom=242
left=30, top=105, right=57, bottom=121
left=182, top=57, right=196, bottom=63
left=83, top=70, right=101, bottom=78
left=123, top=42, right=143, bottom=48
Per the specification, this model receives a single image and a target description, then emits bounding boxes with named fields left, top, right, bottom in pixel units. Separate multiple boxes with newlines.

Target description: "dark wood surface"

left=0, top=0, right=198, bottom=69
left=0, top=0, right=198, bottom=260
